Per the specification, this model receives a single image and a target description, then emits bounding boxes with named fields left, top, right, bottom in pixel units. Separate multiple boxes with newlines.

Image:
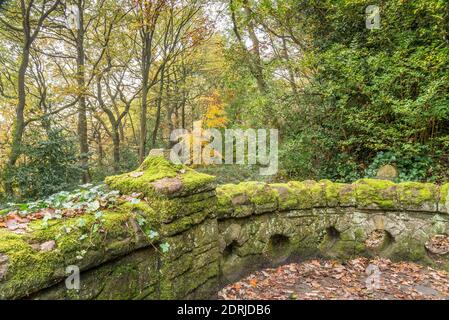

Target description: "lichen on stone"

left=283, top=180, right=324, bottom=209
left=336, top=183, right=357, bottom=207
left=4, top=170, right=449, bottom=300
left=271, top=183, right=298, bottom=211
left=396, top=181, right=438, bottom=212
left=105, top=155, right=216, bottom=199
left=0, top=201, right=161, bottom=299
left=320, top=180, right=350, bottom=208
left=354, top=178, right=398, bottom=210
left=439, top=183, right=449, bottom=213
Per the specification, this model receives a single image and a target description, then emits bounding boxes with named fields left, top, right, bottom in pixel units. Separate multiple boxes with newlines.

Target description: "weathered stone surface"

left=39, top=240, right=56, bottom=252
left=0, top=156, right=217, bottom=300
left=439, top=183, right=449, bottom=213
left=152, top=177, right=184, bottom=195
left=376, top=164, right=398, bottom=180
left=337, top=183, right=357, bottom=207
left=214, top=180, right=449, bottom=286
left=223, top=224, right=242, bottom=245
left=271, top=184, right=298, bottom=211
left=396, top=182, right=439, bottom=212
left=354, top=179, right=398, bottom=210
left=3, top=160, right=449, bottom=300
left=231, top=194, right=249, bottom=206
left=30, top=247, right=160, bottom=300
left=105, top=155, right=216, bottom=198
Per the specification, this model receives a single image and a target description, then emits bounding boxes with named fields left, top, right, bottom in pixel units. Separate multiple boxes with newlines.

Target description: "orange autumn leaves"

left=170, top=91, right=228, bottom=167
left=219, top=258, right=449, bottom=300
left=202, top=90, right=228, bottom=129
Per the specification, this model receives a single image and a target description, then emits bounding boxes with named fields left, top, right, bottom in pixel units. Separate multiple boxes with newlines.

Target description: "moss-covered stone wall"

left=216, top=180, right=449, bottom=284
left=0, top=156, right=219, bottom=300
left=1, top=158, right=449, bottom=299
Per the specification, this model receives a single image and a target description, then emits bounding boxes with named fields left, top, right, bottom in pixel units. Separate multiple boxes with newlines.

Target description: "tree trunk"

left=139, top=31, right=151, bottom=164
left=112, top=128, right=120, bottom=173
left=97, top=132, right=104, bottom=166
left=243, top=0, right=267, bottom=94
left=282, top=37, right=299, bottom=100
left=139, top=78, right=148, bottom=163
left=181, top=98, right=186, bottom=129
left=4, top=43, right=30, bottom=195
left=151, top=65, right=165, bottom=148
left=76, top=1, right=90, bottom=183
left=230, top=0, right=268, bottom=95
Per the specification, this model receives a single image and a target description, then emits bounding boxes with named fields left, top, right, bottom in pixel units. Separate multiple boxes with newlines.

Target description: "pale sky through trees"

left=0, top=0, right=448, bottom=201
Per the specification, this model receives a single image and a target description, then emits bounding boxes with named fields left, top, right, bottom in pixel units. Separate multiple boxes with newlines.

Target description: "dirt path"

left=218, top=258, right=449, bottom=300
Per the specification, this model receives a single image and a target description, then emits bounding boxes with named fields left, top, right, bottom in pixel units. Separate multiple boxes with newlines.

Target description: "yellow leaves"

left=202, top=90, right=228, bottom=129
left=174, top=120, right=223, bottom=167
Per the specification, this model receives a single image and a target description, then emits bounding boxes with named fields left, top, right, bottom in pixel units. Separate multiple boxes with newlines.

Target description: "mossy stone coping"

left=1, top=155, right=449, bottom=299
left=0, top=156, right=216, bottom=299
left=105, top=156, right=216, bottom=198
left=216, top=179, right=449, bottom=216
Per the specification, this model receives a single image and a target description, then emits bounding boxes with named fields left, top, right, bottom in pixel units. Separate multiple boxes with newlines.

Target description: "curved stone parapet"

left=0, top=156, right=218, bottom=300
left=216, top=180, right=449, bottom=283
left=1, top=158, right=449, bottom=299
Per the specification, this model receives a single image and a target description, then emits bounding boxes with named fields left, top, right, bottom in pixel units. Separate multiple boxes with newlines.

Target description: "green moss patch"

left=216, top=182, right=278, bottom=217
left=0, top=200, right=162, bottom=299
left=285, top=181, right=326, bottom=209
left=354, top=179, right=398, bottom=210
left=271, top=183, right=298, bottom=211
left=439, top=183, right=449, bottom=213
left=105, top=156, right=216, bottom=198
left=396, top=182, right=438, bottom=212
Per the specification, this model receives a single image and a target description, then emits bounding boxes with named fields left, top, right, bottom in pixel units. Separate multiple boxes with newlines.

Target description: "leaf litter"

left=218, top=258, right=449, bottom=300
left=0, top=184, right=141, bottom=234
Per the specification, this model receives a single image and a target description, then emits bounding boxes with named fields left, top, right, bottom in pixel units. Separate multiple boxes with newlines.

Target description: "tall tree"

left=229, top=0, right=267, bottom=94
left=0, top=0, right=61, bottom=194
left=134, top=0, right=166, bottom=163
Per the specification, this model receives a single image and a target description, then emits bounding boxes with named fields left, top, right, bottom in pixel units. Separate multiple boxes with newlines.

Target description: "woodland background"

left=0, top=0, right=448, bottom=202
